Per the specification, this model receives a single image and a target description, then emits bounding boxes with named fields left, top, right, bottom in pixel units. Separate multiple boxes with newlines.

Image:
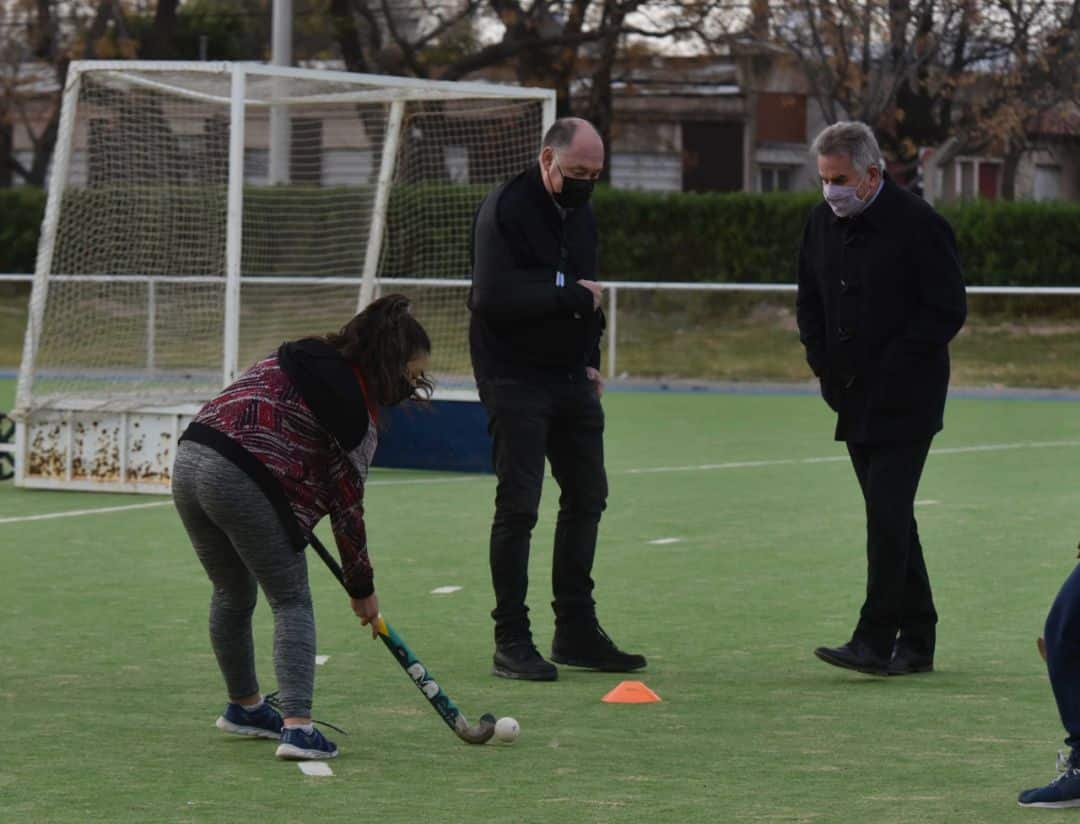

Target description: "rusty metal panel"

left=71, top=414, right=122, bottom=483
left=125, top=413, right=179, bottom=484
left=18, top=404, right=201, bottom=494
left=26, top=410, right=68, bottom=480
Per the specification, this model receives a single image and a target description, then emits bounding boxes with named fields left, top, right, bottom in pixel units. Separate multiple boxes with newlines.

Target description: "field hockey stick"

left=308, top=533, right=496, bottom=745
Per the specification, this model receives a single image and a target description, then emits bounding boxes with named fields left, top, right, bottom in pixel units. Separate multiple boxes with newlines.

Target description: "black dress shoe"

left=492, top=642, right=558, bottom=681
left=551, top=625, right=646, bottom=672
left=813, top=640, right=890, bottom=676
left=887, top=647, right=934, bottom=675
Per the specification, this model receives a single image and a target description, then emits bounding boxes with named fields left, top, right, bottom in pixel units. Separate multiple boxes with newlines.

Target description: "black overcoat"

left=468, top=164, right=604, bottom=383
left=796, top=177, right=967, bottom=443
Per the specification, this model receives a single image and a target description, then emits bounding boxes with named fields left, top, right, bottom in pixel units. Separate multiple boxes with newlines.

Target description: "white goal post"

left=13, top=60, right=555, bottom=493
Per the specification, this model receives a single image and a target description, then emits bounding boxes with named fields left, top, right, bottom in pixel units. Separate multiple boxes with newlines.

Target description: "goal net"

left=16, top=61, right=553, bottom=418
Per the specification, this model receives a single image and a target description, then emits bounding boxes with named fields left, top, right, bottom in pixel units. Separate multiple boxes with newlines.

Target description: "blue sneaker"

left=1019, top=756, right=1080, bottom=808
left=275, top=726, right=339, bottom=760
left=215, top=700, right=284, bottom=740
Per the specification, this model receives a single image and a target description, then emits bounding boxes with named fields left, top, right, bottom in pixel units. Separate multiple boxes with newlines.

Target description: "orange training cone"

left=601, top=680, right=661, bottom=703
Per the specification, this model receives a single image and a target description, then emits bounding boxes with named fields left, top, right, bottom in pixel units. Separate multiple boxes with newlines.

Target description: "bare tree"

left=2, top=0, right=74, bottom=187
left=141, top=0, right=181, bottom=60
left=960, top=0, right=1080, bottom=197
left=765, top=0, right=1079, bottom=196
left=0, top=0, right=254, bottom=187
left=0, top=0, right=151, bottom=186
left=325, top=0, right=730, bottom=172
left=771, top=1, right=945, bottom=129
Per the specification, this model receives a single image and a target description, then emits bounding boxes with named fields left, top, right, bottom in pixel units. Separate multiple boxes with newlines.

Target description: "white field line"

left=367, top=475, right=483, bottom=487
left=0, top=500, right=172, bottom=524
left=624, top=439, right=1080, bottom=475
left=0, top=475, right=483, bottom=525
left=2, top=439, right=1078, bottom=525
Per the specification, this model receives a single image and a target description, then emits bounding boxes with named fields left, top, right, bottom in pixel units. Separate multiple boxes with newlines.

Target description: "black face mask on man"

left=551, top=154, right=595, bottom=210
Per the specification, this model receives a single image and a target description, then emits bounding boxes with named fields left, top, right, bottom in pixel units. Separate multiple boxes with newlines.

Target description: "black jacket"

left=796, top=177, right=967, bottom=443
left=468, top=164, right=604, bottom=382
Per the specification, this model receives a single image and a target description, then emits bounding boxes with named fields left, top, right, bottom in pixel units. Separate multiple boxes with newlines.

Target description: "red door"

left=978, top=163, right=1000, bottom=199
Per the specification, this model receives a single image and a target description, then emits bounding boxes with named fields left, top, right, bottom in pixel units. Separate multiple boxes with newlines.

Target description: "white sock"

left=285, top=723, right=314, bottom=733
left=239, top=698, right=264, bottom=711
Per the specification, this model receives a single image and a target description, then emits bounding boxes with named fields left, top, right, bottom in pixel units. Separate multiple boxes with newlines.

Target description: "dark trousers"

left=478, top=378, right=608, bottom=646
left=1043, top=564, right=1080, bottom=749
left=847, top=438, right=937, bottom=659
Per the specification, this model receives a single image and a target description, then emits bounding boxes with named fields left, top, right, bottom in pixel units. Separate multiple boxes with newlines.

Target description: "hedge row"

left=594, top=189, right=1080, bottom=285
left=2, top=184, right=1077, bottom=284
left=0, top=187, right=46, bottom=274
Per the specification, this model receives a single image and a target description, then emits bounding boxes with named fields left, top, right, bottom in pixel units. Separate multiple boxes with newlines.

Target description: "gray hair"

left=810, top=121, right=885, bottom=175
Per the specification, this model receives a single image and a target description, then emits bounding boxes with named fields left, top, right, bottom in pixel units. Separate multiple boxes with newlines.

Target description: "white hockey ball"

left=494, top=716, right=520, bottom=743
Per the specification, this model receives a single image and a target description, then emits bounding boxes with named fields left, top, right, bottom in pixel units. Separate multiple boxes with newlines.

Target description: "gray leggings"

left=172, top=440, right=316, bottom=718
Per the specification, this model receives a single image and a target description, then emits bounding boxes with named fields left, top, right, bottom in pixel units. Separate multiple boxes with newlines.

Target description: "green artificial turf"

left=2, top=382, right=1079, bottom=822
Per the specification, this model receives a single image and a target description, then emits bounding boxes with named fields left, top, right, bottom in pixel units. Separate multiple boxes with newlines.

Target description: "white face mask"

left=823, top=180, right=869, bottom=218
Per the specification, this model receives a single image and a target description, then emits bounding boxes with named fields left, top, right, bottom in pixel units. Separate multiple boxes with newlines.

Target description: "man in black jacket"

left=469, top=117, right=645, bottom=681
left=796, top=121, right=967, bottom=677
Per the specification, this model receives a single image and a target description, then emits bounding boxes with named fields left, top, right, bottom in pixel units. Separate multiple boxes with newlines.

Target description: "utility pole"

left=269, top=0, right=292, bottom=184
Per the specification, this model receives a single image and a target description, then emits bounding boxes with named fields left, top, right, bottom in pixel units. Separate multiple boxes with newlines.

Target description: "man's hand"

left=586, top=366, right=604, bottom=398
left=577, top=279, right=603, bottom=311
left=351, top=593, right=380, bottom=638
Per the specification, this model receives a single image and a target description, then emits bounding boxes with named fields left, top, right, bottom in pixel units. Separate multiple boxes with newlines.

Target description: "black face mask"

left=388, top=374, right=415, bottom=406
left=554, top=177, right=594, bottom=210
left=551, top=155, right=595, bottom=210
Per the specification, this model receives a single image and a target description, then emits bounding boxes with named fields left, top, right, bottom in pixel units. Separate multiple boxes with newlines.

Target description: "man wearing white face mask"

left=795, top=121, right=967, bottom=678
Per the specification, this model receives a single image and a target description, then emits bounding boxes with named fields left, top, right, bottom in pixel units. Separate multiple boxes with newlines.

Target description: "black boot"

left=813, top=639, right=890, bottom=676
left=888, top=637, right=935, bottom=675
left=551, top=624, right=646, bottom=672
left=492, top=641, right=558, bottom=681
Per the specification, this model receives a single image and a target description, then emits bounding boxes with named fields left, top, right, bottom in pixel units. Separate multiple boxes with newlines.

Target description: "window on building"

left=290, top=118, right=323, bottom=184
left=759, top=165, right=793, bottom=192
left=444, top=145, right=469, bottom=183
left=244, top=148, right=269, bottom=185
left=956, top=158, right=1002, bottom=200
left=610, top=153, right=683, bottom=192
left=958, top=160, right=976, bottom=199
left=1034, top=165, right=1062, bottom=201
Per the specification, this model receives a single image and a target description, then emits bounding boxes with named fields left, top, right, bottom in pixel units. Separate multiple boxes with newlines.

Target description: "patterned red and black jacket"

left=180, top=341, right=378, bottom=597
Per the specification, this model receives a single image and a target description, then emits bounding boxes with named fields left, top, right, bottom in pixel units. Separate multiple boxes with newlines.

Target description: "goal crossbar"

left=68, top=60, right=555, bottom=102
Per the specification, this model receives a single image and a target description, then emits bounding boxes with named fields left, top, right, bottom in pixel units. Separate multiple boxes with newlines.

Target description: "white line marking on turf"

left=623, top=440, right=1080, bottom=475
left=648, top=538, right=683, bottom=545
left=4, top=440, right=1078, bottom=526
left=298, top=762, right=334, bottom=777
left=368, top=475, right=483, bottom=487
left=915, top=500, right=939, bottom=506
left=931, top=440, right=1080, bottom=455
left=0, top=500, right=171, bottom=524
left=315, top=655, right=329, bottom=666
left=626, top=457, right=844, bottom=474
left=430, top=585, right=463, bottom=594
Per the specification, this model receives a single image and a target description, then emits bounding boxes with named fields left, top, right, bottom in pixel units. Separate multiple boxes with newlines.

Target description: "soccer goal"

left=13, top=60, right=554, bottom=492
